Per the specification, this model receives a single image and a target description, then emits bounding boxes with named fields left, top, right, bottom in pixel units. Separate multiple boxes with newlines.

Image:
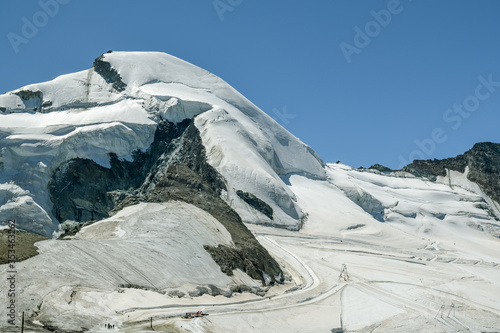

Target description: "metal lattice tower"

left=435, top=304, right=445, bottom=319
left=435, top=303, right=456, bottom=319
left=339, top=264, right=349, bottom=281
left=447, top=303, right=456, bottom=318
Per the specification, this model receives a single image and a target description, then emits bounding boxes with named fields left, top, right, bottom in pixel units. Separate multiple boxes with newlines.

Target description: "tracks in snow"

left=117, top=231, right=500, bottom=332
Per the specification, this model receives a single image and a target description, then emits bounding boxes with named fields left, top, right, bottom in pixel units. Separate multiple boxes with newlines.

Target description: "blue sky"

left=1, top=0, right=499, bottom=169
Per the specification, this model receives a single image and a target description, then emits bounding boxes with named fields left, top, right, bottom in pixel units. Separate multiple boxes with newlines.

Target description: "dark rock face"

left=144, top=163, right=282, bottom=285
left=93, top=54, right=126, bottom=92
left=204, top=244, right=279, bottom=283
left=369, top=164, right=393, bottom=173
left=403, top=142, right=500, bottom=204
left=49, top=158, right=118, bottom=222
left=13, top=90, right=42, bottom=100
left=49, top=118, right=282, bottom=285
left=13, top=89, right=45, bottom=112
left=236, top=190, right=273, bottom=220
left=49, top=119, right=195, bottom=222
left=138, top=119, right=227, bottom=196
left=1, top=90, right=49, bottom=113
left=41, top=100, right=53, bottom=108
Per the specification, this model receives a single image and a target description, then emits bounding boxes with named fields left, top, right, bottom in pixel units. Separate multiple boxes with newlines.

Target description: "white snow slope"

left=1, top=52, right=500, bottom=332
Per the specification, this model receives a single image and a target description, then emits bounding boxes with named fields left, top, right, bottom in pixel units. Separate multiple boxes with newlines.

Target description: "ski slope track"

left=1, top=52, right=500, bottom=332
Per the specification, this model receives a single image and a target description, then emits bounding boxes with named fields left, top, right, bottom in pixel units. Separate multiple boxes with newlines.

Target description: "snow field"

left=126, top=165, right=500, bottom=332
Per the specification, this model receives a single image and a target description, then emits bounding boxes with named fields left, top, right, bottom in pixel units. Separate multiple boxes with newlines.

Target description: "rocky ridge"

left=404, top=142, right=500, bottom=206
left=49, top=118, right=282, bottom=285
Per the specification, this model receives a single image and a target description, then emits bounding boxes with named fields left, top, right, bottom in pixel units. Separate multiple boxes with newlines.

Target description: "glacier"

left=0, top=51, right=499, bottom=332
left=0, top=51, right=325, bottom=235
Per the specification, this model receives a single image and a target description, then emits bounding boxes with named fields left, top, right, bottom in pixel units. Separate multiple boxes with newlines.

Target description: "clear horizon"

left=1, top=0, right=499, bottom=169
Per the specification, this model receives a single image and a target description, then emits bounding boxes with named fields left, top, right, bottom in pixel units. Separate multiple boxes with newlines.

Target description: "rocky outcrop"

left=236, top=190, right=274, bottom=220
left=145, top=163, right=282, bottom=285
left=0, top=89, right=51, bottom=113
left=49, top=119, right=195, bottom=222
left=48, top=118, right=282, bottom=285
left=13, top=89, right=42, bottom=101
left=369, top=164, right=393, bottom=173
left=93, top=53, right=126, bottom=92
left=403, top=142, right=500, bottom=204
left=13, top=89, right=44, bottom=112
left=49, top=158, right=117, bottom=222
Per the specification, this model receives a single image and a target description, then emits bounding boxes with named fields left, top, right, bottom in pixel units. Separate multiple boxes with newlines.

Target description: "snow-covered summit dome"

left=0, top=51, right=325, bottom=236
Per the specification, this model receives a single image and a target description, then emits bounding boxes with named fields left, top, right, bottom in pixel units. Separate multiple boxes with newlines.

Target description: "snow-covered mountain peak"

left=96, top=51, right=220, bottom=94
left=0, top=51, right=325, bottom=235
left=1, top=52, right=500, bottom=333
